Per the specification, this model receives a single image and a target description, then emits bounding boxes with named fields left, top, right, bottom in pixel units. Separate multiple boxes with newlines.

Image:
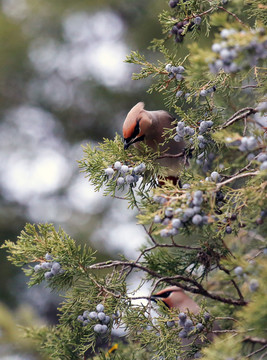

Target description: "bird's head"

left=123, top=102, right=152, bottom=150
left=151, top=286, right=185, bottom=309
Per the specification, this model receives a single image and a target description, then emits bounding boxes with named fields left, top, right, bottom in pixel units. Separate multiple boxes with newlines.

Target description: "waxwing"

left=151, top=286, right=219, bottom=345
left=151, top=286, right=199, bottom=313
left=122, top=102, right=186, bottom=180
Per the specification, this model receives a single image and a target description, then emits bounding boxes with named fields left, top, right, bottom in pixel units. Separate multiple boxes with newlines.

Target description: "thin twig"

left=212, top=329, right=239, bottom=334
left=114, top=195, right=127, bottom=200
left=243, top=337, right=267, bottom=345
left=243, top=117, right=247, bottom=136
left=216, top=171, right=259, bottom=190
left=89, top=276, right=121, bottom=298
left=129, top=187, right=158, bottom=248
left=218, top=264, right=244, bottom=301
left=232, top=85, right=258, bottom=89
left=157, top=152, right=184, bottom=159
left=217, top=6, right=249, bottom=27
left=136, top=243, right=201, bottom=261
left=246, top=344, right=267, bottom=358
left=260, top=351, right=267, bottom=360
left=142, top=225, right=158, bottom=246
left=134, top=242, right=201, bottom=270
left=220, top=107, right=257, bottom=129
left=89, top=261, right=248, bottom=306
left=221, top=160, right=255, bottom=179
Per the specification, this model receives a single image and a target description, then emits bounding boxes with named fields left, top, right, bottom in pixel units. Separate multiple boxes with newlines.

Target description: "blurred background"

left=0, top=0, right=260, bottom=358
left=0, top=0, right=170, bottom=357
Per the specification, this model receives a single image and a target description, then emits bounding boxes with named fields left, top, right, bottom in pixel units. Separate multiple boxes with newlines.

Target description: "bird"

left=122, top=102, right=186, bottom=183
left=151, top=286, right=219, bottom=346
left=150, top=286, right=199, bottom=314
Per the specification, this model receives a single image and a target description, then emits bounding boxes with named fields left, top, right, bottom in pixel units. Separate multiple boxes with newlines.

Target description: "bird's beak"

left=123, top=137, right=137, bottom=150
left=124, top=139, right=131, bottom=150
left=150, top=294, right=162, bottom=302
left=124, top=135, right=145, bottom=150
left=150, top=294, right=169, bottom=308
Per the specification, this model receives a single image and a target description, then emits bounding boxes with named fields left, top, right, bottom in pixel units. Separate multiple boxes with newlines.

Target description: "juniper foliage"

left=2, top=0, right=267, bottom=359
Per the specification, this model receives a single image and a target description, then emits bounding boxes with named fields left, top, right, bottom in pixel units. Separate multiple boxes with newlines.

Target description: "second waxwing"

left=122, top=102, right=186, bottom=181
left=151, top=286, right=219, bottom=347
left=151, top=286, right=199, bottom=313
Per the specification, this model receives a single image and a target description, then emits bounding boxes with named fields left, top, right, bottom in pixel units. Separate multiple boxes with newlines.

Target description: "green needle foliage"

left=2, top=0, right=267, bottom=359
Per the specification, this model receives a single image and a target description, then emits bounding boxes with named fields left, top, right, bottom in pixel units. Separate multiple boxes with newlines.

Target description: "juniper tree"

left=2, top=0, right=267, bottom=359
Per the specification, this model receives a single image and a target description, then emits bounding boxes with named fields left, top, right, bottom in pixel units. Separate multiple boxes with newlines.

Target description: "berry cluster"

left=176, top=90, right=192, bottom=100
left=234, top=266, right=260, bottom=292
left=196, top=152, right=216, bottom=174
left=199, top=86, right=216, bottom=97
left=34, top=253, right=64, bottom=279
left=199, top=120, right=214, bottom=134
left=234, top=266, right=244, bottom=276
left=77, top=303, right=111, bottom=335
left=153, top=190, right=211, bottom=238
left=175, top=85, right=216, bottom=101
left=238, top=136, right=258, bottom=152
left=249, top=279, right=259, bottom=292
left=165, top=64, right=216, bottom=102
left=165, top=64, right=185, bottom=82
left=104, top=162, right=146, bottom=187
left=177, top=312, right=205, bottom=339
left=209, top=28, right=267, bottom=74
left=228, top=137, right=267, bottom=171
left=174, top=121, right=195, bottom=143
left=170, top=20, right=195, bottom=43
left=205, top=171, right=221, bottom=183
left=217, top=211, right=242, bottom=234
left=174, top=119, right=214, bottom=149
left=244, top=153, right=267, bottom=170
left=197, top=135, right=208, bottom=149
left=226, top=135, right=267, bottom=170
left=258, top=153, right=267, bottom=171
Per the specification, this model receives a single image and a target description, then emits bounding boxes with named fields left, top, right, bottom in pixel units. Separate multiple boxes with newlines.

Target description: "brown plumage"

left=123, top=102, right=186, bottom=180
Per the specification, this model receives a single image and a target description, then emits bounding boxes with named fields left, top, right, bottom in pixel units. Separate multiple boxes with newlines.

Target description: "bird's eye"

left=161, top=291, right=171, bottom=298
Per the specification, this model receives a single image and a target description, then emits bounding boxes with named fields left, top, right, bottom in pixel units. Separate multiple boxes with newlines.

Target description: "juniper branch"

left=89, top=261, right=248, bottom=306
left=244, top=337, right=267, bottom=345
left=232, top=85, right=258, bottom=89
left=212, top=329, right=239, bottom=334
left=216, top=171, right=260, bottom=190
left=157, top=151, right=184, bottom=159
left=88, top=276, right=121, bottom=298
left=220, top=107, right=257, bottom=129
left=221, top=160, right=256, bottom=179
left=259, top=351, right=267, bottom=360
left=217, top=6, right=249, bottom=28
left=136, top=242, right=201, bottom=264
left=218, top=263, right=244, bottom=301
left=246, top=344, right=267, bottom=358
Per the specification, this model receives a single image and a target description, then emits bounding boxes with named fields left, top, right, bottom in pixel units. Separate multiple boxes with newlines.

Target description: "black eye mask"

left=124, top=119, right=145, bottom=149
left=132, top=119, right=141, bottom=139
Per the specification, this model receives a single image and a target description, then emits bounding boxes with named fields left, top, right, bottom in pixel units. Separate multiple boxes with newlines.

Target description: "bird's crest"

left=154, top=286, right=183, bottom=297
